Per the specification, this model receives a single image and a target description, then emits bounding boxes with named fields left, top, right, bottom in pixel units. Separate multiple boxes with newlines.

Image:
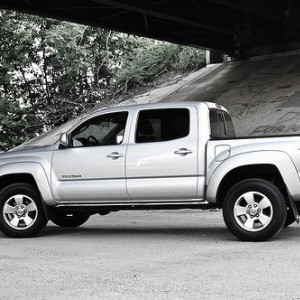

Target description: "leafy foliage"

left=0, top=97, right=32, bottom=149
left=0, top=10, right=205, bottom=151
left=114, top=41, right=205, bottom=90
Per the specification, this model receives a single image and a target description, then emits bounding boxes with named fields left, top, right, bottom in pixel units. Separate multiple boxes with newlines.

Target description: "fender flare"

left=206, top=151, right=300, bottom=203
left=0, top=162, right=56, bottom=206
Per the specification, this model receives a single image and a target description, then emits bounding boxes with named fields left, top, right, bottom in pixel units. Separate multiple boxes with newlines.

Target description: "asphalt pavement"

left=0, top=210, right=300, bottom=299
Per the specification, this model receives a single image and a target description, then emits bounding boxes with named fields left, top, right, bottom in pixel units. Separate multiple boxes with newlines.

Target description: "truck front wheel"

left=0, top=183, right=48, bottom=238
left=223, top=179, right=287, bottom=241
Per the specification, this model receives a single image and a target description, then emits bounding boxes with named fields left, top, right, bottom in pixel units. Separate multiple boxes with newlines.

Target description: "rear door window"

left=136, top=109, right=189, bottom=143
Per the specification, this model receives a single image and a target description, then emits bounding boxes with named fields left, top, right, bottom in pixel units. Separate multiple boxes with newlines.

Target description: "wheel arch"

left=216, top=164, right=286, bottom=206
left=0, top=163, right=55, bottom=206
left=0, top=173, right=37, bottom=191
left=206, top=151, right=300, bottom=205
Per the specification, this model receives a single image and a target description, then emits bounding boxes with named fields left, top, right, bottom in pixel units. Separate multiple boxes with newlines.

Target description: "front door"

left=51, top=111, right=130, bottom=203
left=126, top=107, right=198, bottom=201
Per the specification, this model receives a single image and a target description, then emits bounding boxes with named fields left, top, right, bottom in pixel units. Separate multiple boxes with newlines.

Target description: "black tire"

left=223, top=179, right=287, bottom=241
left=0, top=183, right=48, bottom=238
left=51, top=211, right=90, bottom=228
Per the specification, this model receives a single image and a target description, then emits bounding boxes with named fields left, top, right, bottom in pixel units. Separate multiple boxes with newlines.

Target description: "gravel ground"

left=0, top=210, right=300, bottom=300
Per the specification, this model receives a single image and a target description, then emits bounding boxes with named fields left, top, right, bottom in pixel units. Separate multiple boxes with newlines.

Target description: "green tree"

left=0, top=9, right=205, bottom=151
left=0, top=10, right=118, bottom=149
left=114, top=40, right=205, bottom=90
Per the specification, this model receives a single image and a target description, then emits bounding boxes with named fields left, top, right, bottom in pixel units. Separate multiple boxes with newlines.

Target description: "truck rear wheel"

left=0, top=183, right=48, bottom=238
left=223, top=179, right=287, bottom=241
left=51, top=211, right=90, bottom=227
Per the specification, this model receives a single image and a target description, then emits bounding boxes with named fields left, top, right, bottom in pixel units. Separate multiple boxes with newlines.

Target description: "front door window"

left=70, top=112, right=128, bottom=147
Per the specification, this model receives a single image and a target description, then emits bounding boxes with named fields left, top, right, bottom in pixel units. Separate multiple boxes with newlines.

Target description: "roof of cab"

left=68, top=101, right=228, bottom=133
left=89, top=101, right=227, bottom=116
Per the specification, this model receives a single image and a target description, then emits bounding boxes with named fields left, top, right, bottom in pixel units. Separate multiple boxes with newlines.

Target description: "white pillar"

left=206, top=50, right=210, bottom=65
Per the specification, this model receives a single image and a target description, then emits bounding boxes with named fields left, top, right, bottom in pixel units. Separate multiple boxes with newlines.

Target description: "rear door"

left=126, top=107, right=198, bottom=201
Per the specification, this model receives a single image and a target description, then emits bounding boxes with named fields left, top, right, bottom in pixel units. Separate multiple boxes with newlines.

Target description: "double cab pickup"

left=0, top=101, right=299, bottom=241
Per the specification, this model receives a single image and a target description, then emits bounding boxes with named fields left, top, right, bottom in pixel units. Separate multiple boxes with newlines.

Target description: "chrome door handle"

left=107, top=152, right=124, bottom=159
left=174, top=148, right=193, bottom=155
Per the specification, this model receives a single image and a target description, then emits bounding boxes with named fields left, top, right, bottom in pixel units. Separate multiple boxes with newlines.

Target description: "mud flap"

left=287, top=191, right=300, bottom=223
left=41, top=198, right=56, bottom=221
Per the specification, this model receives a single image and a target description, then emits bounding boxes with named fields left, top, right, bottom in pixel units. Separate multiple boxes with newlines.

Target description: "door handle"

left=107, top=152, right=124, bottom=159
left=174, top=148, right=193, bottom=155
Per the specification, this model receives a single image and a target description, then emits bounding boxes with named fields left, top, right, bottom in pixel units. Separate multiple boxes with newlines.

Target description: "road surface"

left=0, top=210, right=299, bottom=299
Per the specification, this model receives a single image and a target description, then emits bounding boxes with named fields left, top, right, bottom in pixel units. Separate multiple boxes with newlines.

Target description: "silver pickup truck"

left=0, top=101, right=299, bottom=241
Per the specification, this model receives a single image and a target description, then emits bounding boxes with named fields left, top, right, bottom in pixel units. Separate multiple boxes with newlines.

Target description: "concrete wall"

left=162, top=52, right=300, bottom=137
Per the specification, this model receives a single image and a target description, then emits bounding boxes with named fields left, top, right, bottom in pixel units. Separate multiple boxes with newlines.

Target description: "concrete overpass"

left=1, top=0, right=300, bottom=58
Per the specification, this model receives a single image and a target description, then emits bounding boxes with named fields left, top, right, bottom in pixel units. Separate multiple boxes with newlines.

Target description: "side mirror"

left=116, top=134, right=124, bottom=144
left=59, top=132, right=69, bottom=148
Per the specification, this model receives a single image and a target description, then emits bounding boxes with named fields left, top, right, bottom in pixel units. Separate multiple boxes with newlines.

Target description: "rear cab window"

left=210, top=110, right=235, bottom=138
